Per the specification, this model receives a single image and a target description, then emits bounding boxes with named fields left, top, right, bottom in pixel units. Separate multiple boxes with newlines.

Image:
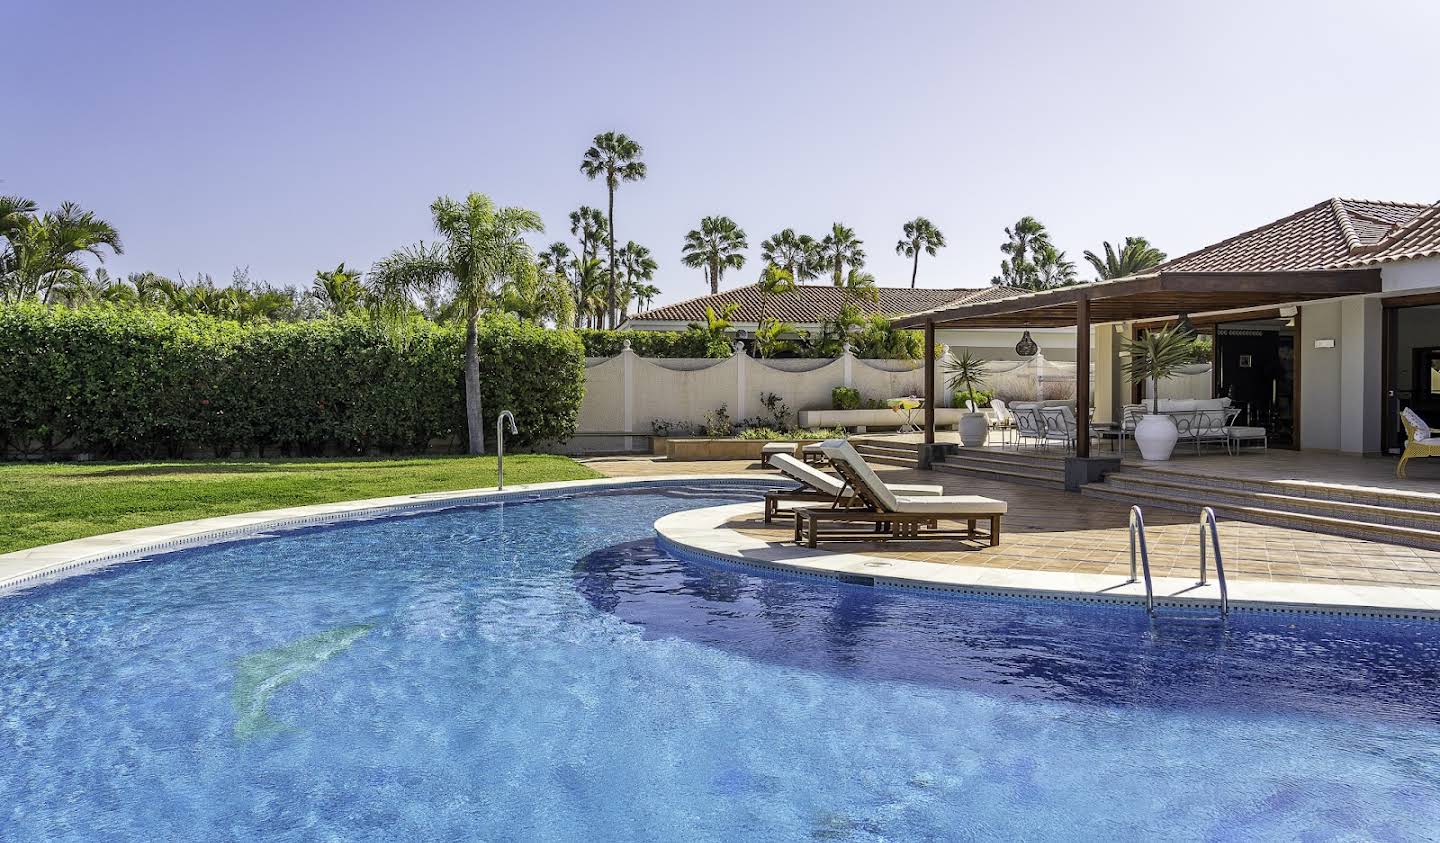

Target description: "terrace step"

left=1081, top=475, right=1440, bottom=552
left=942, top=446, right=1068, bottom=469
left=1112, top=464, right=1440, bottom=510
left=850, top=440, right=921, bottom=469
left=930, top=452, right=1067, bottom=490
left=1095, top=471, right=1440, bottom=533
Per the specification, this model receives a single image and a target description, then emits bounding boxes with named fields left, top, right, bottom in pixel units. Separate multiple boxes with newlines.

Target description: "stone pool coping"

left=655, top=502, right=1440, bottom=621
left=8, top=472, right=1440, bottom=620
left=0, top=474, right=770, bottom=596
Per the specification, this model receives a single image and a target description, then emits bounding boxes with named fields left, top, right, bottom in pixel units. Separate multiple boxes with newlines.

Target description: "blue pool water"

left=3, top=483, right=1440, bottom=841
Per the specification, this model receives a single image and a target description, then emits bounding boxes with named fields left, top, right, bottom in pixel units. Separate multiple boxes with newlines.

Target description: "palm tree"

left=538, top=242, right=575, bottom=317
left=580, top=131, right=646, bottom=329
left=840, top=268, right=878, bottom=306
left=991, top=215, right=1052, bottom=289
left=826, top=267, right=879, bottom=341
left=817, top=223, right=864, bottom=286
left=632, top=283, right=661, bottom=312
left=501, top=261, right=576, bottom=328
left=568, top=206, right=606, bottom=265
left=895, top=217, right=946, bottom=288
left=571, top=256, right=607, bottom=328
left=616, top=241, right=657, bottom=320
left=127, top=271, right=171, bottom=307
left=681, top=216, right=748, bottom=294
left=1034, top=244, right=1078, bottom=288
left=756, top=263, right=797, bottom=323
left=370, top=193, right=543, bottom=454
left=311, top=262, right=366, bottom=316
left=0, top=199, right=123, bottom=304
left=1084, top=236, right=1167, bottom=280
left=760, top=228, right=820, bottom=283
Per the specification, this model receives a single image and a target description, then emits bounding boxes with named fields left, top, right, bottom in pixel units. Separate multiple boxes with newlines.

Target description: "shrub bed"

left=0, top=305, right=585, bottom=459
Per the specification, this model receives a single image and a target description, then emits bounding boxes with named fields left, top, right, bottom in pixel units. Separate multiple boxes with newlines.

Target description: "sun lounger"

left=763, top=453, right=943, bottom=522
left=792, top=440, right=1006, bottom=547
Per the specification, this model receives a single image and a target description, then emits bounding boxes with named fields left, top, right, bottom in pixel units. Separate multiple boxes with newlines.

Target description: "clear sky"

left=8, top=0, right=1439, bottom=306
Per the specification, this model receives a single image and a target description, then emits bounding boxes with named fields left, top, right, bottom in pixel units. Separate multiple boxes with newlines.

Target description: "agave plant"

left=943, top=351, right=990, bottom=410
left=1121, top=326, right=1196, bottom=413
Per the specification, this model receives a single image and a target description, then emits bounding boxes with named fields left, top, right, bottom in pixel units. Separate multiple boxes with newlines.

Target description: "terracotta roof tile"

left=626, top=283, right=1002, bottom=325
left=1150, top=198, right=1431, bottom=274
left=1334, top=202, right=1440, bottom=267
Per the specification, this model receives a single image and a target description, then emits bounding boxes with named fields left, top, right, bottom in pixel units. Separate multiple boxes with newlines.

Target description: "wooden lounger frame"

left=791, top=456, right=1002, bottom=548
left=764, top=487, right=852, bottom=523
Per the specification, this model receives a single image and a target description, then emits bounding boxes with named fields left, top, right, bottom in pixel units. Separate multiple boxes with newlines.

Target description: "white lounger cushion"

left=891, top=495, right=1007, bottom=515
left=770, top=453, right=942, bottom=497
left=816, top=440, right=1007, bottom=515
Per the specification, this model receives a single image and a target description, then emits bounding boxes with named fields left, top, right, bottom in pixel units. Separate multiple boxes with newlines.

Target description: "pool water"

left=3, top=483, right=1440, bottom=840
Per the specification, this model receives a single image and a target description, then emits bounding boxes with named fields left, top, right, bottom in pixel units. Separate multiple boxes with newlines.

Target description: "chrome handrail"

left=1128, top=505, right=1154, bottom=614
left=496, top=410, right=518, bottom=489
left=1199, top=506, right=1229, bottom=616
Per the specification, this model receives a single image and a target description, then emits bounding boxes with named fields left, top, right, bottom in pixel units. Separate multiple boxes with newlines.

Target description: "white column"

left=938, top=345, right=952, bottom=408
left=734, top=341, right=748, bottom=423
left=621, top=340, right=635, bottom=451
left=1339, top=297, right=1383, bottom=455
left=842, top=343, right=854, bottom=388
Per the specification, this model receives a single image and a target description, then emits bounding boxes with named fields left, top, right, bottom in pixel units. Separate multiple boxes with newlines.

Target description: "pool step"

left=1083, top=471, right=1440, bottom=551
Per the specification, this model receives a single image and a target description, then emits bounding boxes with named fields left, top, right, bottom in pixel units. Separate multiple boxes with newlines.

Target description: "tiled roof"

left=1151, top=198, right=1433, bottom=274
left=1334, top=202, right=1440, bottom=267
left=627, top=283, right=1007, bottom=325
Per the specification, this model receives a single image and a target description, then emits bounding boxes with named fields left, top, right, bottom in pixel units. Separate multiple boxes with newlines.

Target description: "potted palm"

left=1121, top=326, right=1194, bottom=461
left=944, top=351, right=991, bottom=447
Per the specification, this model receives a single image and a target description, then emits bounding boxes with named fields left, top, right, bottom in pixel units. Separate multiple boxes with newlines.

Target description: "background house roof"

left=626, top=283, right=1018, bottom=325
left=1151, top=197, right=1433, bottom=274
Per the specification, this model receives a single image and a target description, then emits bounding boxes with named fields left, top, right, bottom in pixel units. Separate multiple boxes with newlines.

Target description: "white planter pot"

left=958, top=412, right=989, bottom=447
left=1134, top=413, right=1178, bottom=461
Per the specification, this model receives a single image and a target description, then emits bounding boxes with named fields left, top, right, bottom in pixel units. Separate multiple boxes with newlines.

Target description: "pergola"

left=893, top=269, right=1381, bottom=459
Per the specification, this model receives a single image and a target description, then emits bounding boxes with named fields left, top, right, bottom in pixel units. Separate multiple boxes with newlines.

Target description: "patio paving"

left=584, top=454, right=1440, bottom=590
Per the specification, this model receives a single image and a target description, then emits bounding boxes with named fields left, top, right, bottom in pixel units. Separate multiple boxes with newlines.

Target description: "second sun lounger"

left=792, top=440, right=1007, bottom=547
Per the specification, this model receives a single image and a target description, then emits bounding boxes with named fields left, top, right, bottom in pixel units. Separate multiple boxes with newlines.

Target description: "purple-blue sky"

left=8, top=0, right=1440, bottom=306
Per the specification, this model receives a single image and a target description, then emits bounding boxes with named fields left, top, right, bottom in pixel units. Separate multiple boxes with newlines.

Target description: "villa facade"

left=897, top=197, right=1440, bottom=457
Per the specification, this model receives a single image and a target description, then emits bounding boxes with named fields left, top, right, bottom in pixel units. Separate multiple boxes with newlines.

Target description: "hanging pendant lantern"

left=1015, top=330, right=1038, bottom=357
left=1175, top=313, right=1196, bottom=335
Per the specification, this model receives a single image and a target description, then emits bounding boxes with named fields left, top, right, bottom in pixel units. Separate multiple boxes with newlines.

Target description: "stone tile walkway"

left=584, top=455, right=1440, bottom=589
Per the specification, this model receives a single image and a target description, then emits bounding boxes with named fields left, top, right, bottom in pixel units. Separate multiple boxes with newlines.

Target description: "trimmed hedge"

left=0, top=305, right=585, bottom=458
left=577, top=329, right=726, bottom=358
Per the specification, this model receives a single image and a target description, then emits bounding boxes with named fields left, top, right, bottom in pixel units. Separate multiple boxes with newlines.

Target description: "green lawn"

left=0, top=455, right=602, bottom=554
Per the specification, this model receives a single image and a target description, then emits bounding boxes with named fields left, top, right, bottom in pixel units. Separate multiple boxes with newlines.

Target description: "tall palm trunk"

left=910, top=252, right=919, bottom=288
left=464, top=313, right=485, bottom=454
left=606, top=187, right=616, bottom=328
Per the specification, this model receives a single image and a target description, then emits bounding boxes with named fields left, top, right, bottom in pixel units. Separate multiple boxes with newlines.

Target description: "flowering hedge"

left=0, top=305, right=585, bottom=458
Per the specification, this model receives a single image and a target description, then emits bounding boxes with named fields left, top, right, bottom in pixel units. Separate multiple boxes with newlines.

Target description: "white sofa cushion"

left=1402, top=408, right=1432, bottom=441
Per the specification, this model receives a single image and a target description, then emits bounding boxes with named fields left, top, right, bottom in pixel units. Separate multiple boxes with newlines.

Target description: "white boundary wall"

left=565, top=343, right=948, bottom=451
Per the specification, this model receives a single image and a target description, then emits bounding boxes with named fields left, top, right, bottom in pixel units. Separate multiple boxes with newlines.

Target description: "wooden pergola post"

left=1076, top=296, right=1090, bottom=458
left=924, top=319, right=936, bottom=444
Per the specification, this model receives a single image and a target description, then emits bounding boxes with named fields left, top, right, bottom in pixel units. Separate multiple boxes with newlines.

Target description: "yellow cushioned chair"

left=1397, top=408, right=1440, bottom=479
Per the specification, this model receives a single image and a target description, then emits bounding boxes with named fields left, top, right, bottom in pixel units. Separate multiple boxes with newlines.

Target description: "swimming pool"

left=3, top=481, right=1439, bottom=840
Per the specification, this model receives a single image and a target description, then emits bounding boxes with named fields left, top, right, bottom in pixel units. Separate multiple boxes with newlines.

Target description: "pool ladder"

left=1128, top=505, right=1229, bottom=617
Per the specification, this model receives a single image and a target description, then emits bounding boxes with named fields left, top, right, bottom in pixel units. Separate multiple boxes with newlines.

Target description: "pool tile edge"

left=654, top=503, right=1440, bottom=621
